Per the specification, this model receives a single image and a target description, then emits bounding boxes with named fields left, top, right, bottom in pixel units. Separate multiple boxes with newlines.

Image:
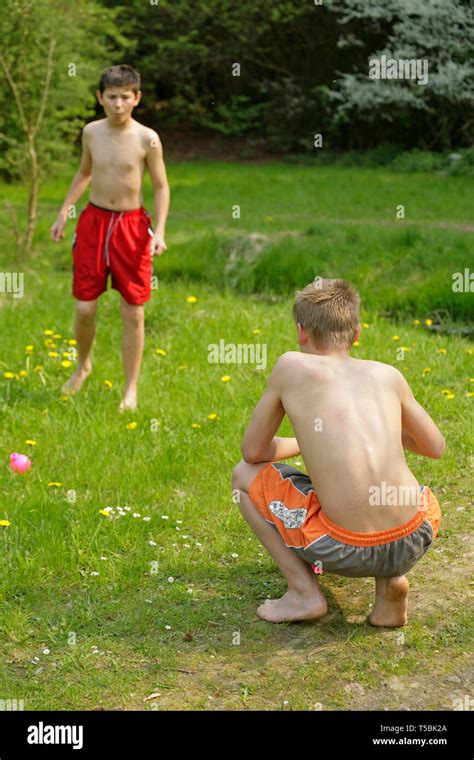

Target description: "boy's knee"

left=121, top=302, right=144, bottom=326
left=76, top=300, right=97, bottom=321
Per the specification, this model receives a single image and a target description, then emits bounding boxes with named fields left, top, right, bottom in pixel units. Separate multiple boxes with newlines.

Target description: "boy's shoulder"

left=132, top=119, right=161, bottom=146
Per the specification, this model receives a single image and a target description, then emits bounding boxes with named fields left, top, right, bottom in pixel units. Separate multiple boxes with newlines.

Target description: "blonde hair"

left=292, top=278, right=360, bottom=350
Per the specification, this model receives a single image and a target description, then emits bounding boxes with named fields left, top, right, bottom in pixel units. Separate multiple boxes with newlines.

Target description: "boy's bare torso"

left=86, top=118, right=151, bottom=210
left=279, top=353, right=420, bottom=533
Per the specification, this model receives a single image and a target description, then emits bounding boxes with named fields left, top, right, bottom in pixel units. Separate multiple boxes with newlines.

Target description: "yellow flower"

left=437, top=348, right=447, bottom=354
left=400, top=346, right=411, bottom=351
left=0, top=520, right=11, bottom=527
left=47, top=482, right=62, bottom=487
left=99, top=509, right=111, bottom=518
left=25, top=440, right=37, bottom=446
left=466, top=392, right=474, bottom=398
left=191, top=423, right=201, bottom=429
left=126, top=422, right=137, bottom=430
left=104, top=380, right=113, bottom=389
left=221, top=375, right=231, bottom=383
left=53, top=334, right=61, bottom=339
left=3, top=372, right=14, bottom=379
left=425, top=319, right=432, bottom=326
left=413, top=319, right=420, bottom=326
left=362, top=323, right=369, bottom=329
left=68, top=339, right=77, bottom=346
left=353, top=340, right=359, bottom=347
left=445, top=394, right=455, bottom=400
left=465, top=349, right=474, bottom=356
left=155, top=348, right=167, bottom=356
left=34, top=365, right=44, bottom=372
left=60, top=395, right=70, bottom=401
left=422, top=367, right=432, bottom=374
left=61, top=360, right=72, bottom=368
left=207, top=413, right=220, bottom=420
left=44, top=329, right=54, bottom=335
left=252, top=329, right=261, bottom=335
left=392, top=335, right=400, bottom=341
left=469, top=379, right=474, bottom=383
left=186, top=295, right=197, bottom=303
left=48, top=351, right=59, bottom=358
left=19, top=370, right=27, bottom=377
left=441, top=389, right=452, bottom=396
left=25, top=345, right=34, bottom=352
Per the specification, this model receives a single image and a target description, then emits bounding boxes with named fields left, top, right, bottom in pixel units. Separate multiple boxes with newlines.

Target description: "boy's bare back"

left=254, top=351, right=443, bottom=533
left=82, top=118, right=158, bottom=211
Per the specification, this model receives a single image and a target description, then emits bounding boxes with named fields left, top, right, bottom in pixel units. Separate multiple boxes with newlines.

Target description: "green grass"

left=0, top=161, right=472, bottom=710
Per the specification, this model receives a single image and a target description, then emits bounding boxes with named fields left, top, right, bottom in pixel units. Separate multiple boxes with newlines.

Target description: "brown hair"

left=292, top=278, right=360, bottom=350
left=99, top=65, right=141, bottom=94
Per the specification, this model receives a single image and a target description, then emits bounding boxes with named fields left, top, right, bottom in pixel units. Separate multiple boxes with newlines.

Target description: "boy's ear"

left=354, top=323, right=361, bottom=342
left=96, top=90, right=104, bottom=105
left=133, top=90, right=142, bottom=105
left=297, top=322, right=309, bottom=346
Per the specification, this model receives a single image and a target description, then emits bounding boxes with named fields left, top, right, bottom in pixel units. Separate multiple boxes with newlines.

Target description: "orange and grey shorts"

left=248, top=463, right=442, bottom=578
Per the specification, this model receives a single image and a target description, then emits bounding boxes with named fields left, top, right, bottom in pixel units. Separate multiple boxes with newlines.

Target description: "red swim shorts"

left=72, top=202, right=154, bottom=305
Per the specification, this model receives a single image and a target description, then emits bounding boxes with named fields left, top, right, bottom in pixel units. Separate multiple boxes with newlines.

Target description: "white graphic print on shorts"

left=269, top=501, right=307, bottom=529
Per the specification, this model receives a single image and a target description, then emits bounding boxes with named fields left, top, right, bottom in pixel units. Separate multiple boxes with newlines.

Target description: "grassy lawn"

left=0, top=162, right=472, bottom=710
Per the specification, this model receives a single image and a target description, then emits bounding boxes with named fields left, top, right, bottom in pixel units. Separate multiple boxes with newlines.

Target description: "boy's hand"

left=50, top=214, right=67, bottom=242
left=151, top=231, right=167, bottom=257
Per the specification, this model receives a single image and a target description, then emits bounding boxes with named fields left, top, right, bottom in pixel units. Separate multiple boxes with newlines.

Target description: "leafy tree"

left=0, top=0, right=129, bottom=256
left=326, top=0, right=474, bottom=149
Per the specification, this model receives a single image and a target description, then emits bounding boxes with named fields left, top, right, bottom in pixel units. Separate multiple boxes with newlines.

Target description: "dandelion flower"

left=47, top=482, right=62, bottom=487
left=44, top=330, right=54, bottom=336
left=207, top=413, right=219, bottom=420
left=425, top=319, right=432, bottom=326
left=413, top=320, right=420, bottom=326
left=68, top=339, right=77, bottom=346
left=0, top=520, right=11, bottom=527
left=3, top=372, right=14, bottom=379
left=99, top=509, right=111, bottom=518
left=61, top=360, right=72, bottom=368
left=48, top=352, right=59, bottom=358
left=25, top=440, right=37, bottom=446
left=392, top=335, right=400, bottom=341
left=191, top=423, right=201, bottom=429
left=252, top=329, right=261, bottom=335
left=221, top=375, right=231, bottom=383
left=25, top=345, right=34, bottom=352
left=34, top=366, right=44, bottom=373
left=362, top=323, right=369, bottom=329
left=19, top=370, right=27, bottom=377
left=155, top=348, right=167, bottom=356
left=104, top=380, right=112, bottom=389
left=353, top=340, right=359, bottom=347
left=186, top=295, right=197, bottom=304
left=126, top=422, right=137, bottom=430
left=437, top=348, right=447, bottom=355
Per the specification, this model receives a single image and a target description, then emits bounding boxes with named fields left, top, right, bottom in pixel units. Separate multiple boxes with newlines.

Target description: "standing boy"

left=51, top=64, right=170, bottom=411
left=233, top=279, right=444, bottom=627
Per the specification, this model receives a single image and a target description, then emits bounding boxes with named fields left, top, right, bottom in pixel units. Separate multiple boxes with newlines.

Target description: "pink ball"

left=10, top=453, right=32, bottom=474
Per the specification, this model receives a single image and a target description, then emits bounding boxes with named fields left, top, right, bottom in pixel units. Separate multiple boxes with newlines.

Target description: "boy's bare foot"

left=257, top=587, right=328, bottom=623
left=61, top=362, right=92, bottom=395
left=119, top=388, right=137, bottom=412
left=368, top=575, right=409, bottom=628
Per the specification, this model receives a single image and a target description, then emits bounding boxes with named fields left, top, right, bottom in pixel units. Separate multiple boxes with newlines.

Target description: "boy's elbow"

left=429, top=435, right=446, bottom=459
left=240, top=443, right=260, bottom=464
